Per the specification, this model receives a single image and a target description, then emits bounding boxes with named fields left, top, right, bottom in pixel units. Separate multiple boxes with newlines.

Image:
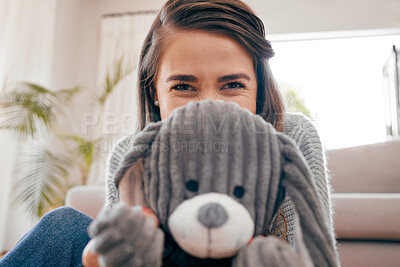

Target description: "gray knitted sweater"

left=104, top=112, right=337, bottom=255
left=270, top=113, right=336, bottom=249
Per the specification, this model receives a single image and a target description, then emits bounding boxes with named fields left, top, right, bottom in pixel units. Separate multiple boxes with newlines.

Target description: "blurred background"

left=0, top=0, right=399, bottom=261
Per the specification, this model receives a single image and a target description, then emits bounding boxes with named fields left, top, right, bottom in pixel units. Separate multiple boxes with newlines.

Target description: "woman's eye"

left=172, top=84, right=195, bottom=92
left=221, top=82, right=245, bottom=90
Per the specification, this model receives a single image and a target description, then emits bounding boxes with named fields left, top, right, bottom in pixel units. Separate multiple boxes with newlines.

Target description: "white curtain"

left=0, top=0, right=56, bottom=251
left=88, top=12, right=156, bottom=185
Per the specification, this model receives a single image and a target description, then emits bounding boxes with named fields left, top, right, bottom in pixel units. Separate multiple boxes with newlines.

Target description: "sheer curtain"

left=88, top=12, right=156, bottom=185
left=0, top=0, right=56, bottom=251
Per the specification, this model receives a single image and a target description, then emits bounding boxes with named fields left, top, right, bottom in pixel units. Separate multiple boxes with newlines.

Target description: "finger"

left=82, top=240, right=100, bottom=267
left=142, top=206, right=159, bottom=226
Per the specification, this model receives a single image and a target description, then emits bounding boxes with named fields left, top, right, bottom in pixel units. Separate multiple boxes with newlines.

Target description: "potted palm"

left=0, top=58, right=133, bottom=218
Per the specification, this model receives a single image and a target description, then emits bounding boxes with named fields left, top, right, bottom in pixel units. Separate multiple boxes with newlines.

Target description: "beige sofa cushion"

left=337, top=241, right=400, bottom=267
left=328, top=139, right=400, bottom=193
left=65, top=185, right=105, bottom=219
left=333, top=193, right=400, bottom=240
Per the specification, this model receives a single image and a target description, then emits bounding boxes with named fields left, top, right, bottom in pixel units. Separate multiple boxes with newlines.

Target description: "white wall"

left=249, top=0, right=400, bottom=35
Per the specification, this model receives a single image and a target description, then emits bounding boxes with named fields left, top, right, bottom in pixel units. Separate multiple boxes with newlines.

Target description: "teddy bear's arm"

left=232, top=236, right=309, bottom=267
left=88, top=203, right=164, bottom=267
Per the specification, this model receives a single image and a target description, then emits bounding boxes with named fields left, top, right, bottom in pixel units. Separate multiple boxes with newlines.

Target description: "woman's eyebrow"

left=218, top=73, right=251, bottom=82
left=166, top=75, right=198, bottom=82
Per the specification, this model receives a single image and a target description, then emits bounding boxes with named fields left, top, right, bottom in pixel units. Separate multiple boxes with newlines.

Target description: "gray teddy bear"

left=88, top=100, right=337, bottom=267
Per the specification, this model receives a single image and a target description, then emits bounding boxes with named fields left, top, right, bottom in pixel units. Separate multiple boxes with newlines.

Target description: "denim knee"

left=0, top=207, right=93, bottom=267
left=40, top=206, right=91, bottom=226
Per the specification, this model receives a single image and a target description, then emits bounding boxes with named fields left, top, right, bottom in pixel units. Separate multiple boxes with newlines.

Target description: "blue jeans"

left=0, top=207, right=93, bottom=267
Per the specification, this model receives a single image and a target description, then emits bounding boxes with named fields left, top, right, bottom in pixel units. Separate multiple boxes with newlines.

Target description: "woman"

left=0, top=0, right=338, bottom=266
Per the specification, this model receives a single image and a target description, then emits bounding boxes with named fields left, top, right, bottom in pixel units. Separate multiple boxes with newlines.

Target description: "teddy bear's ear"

left=278, top=133, right=321, bottom=223
left=278, top=133, right=314, bottom=190
left=278, top=133, right=337, bottom=266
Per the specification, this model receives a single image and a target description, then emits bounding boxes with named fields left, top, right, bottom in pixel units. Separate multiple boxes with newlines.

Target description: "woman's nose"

left=198, top=89, right=219, bottom=101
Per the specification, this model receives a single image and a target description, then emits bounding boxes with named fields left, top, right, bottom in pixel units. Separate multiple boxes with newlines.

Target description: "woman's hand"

left=82, top=239, right=100, bottom=267
left=118, top=159, right=146, bottom=207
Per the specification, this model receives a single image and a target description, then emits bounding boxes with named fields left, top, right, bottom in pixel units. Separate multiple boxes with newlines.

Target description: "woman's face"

left=154, top=30, right=258, bottom=120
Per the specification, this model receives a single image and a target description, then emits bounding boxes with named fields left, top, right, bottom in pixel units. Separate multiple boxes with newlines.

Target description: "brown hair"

left=137, top=0, right=285, bottom=132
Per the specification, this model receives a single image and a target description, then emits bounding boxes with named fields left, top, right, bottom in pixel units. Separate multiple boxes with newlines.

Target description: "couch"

left=66, top=139, right=400, bottom=267
left=328, top=138, right=400, bottom=267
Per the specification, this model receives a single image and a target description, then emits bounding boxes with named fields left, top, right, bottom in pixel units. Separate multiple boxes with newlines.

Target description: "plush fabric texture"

left=88, top=203, right=164, bottom=267
left=104, top=106, right=337, bottom=253
left=114, top=101, right=287, bottom=235
left=99, top=100, right=338, bottom=266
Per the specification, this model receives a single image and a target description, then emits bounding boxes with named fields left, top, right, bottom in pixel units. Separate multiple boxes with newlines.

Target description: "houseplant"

left=0, top=58, right=133, bottom=218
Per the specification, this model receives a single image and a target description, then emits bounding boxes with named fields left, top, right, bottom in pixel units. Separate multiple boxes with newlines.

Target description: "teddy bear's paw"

left=232, top=236, right=307, bottom=267
left=88, top=202, right=164, bottom=267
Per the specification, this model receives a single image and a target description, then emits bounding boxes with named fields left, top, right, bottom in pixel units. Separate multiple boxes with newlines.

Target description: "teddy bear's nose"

left=197, top=202, right=228, bottom=228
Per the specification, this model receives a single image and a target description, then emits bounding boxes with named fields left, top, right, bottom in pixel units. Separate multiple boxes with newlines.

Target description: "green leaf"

left=97, top=56, right=134, bottom=106
left=0, top=82, right=81, bottom=139
left=12, top=146, right=72, bottom=219
left=279, top=83, right=311, bottom=118
left=55, top=86, right=82, bottom=103
left=63, top=135, right=103, bottom=185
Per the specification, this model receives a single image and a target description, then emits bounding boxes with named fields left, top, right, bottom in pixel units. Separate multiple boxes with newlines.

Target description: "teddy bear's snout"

left=197, top=202, right=228, bottom=228
left=168, top=192, right=255, bottom=259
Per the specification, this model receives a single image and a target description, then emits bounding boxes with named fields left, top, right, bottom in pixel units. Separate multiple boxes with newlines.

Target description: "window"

left=270, top=34, right=400, bottom=149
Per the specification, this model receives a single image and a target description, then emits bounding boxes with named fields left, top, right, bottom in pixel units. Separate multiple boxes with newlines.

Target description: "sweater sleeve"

left=284, top=113, right=333, bottom=229
left=283, top=113, right=338, bottom=258
left=104, top=135, right=133, bottom=208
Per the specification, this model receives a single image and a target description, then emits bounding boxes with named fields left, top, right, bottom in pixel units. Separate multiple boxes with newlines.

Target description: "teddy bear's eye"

left=185, top=180, right=199, bottom=192
left=233, top=186, right=245, bottom=199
